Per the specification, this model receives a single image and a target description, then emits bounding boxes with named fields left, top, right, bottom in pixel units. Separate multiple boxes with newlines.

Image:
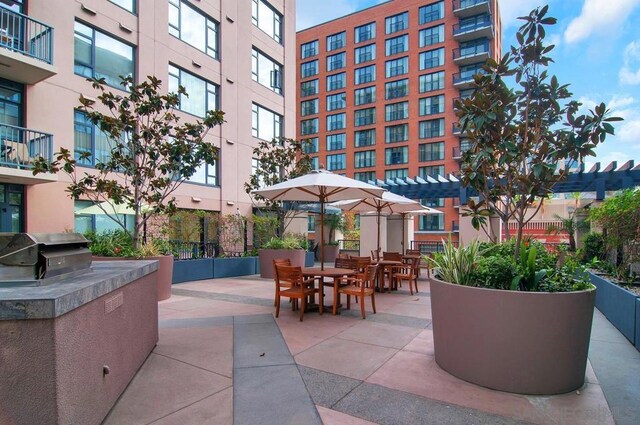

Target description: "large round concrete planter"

left=92, top=255, right=174, bottom=301
left=258, top=249, right=306, bottom=279
left=430, top=278, right=596, bottom=395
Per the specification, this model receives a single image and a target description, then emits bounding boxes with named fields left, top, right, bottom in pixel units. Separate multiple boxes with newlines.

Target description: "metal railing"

left=0, top=8, right=53, bottom=64
left=0, top=124, right=53, bottom=169
left=339, top=239, right=360, bottom=251
left=170, top=241, right=220, bottom=260
left=453, top=44, right=490, bottom=60
left=453, top=0, right=490, bottom=11
left=411, top=240, right=458, bottom=254
left=453, top=15, right=493, bottom=36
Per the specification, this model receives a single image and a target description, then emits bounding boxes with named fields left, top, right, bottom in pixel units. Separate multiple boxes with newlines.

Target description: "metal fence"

left=0, top=7, right=54, bottom=64
left=339, top=239, right=360, bottom=251
left=0, top=124, right=53, bottom=169
left=411, top=240, right=458, bottom=254
left=170, top=241, right=219, bottom=260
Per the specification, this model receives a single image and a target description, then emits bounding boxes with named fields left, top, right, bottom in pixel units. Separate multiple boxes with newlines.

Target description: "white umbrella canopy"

left=251, top=169, right=386, bottom=269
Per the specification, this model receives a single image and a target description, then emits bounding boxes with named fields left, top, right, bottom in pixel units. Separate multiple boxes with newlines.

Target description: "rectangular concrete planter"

left=172, top=258, right=213, bottom=283
left=588, top=271, right=639, bottom=344
left=637, top=299, right=640, bottom=352
left=305, top=251, right=315, bottom=267
left=213, top=257, right=258, bottom=278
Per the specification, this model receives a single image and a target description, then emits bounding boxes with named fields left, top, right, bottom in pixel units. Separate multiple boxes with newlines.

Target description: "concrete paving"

left=102, top=273, right=640, bottom=425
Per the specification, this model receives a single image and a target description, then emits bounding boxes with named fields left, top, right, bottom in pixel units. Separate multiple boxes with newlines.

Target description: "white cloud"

left=619, top=41, right=640, bottom=85
left=564, top=0, right=640, bottom=44
left=498, top=0, right=553, bottom=28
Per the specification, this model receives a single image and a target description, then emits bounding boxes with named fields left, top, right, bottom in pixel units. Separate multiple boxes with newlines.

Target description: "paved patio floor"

left=102, top=272, right=639, bottom=425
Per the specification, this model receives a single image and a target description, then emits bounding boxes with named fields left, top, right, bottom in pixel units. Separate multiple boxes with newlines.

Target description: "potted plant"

left=319, top=213, right=344, bottom=263
left=33, top=75, right=224, bottom=300
left=258, top=235, right=307, bottom=279
left=429, top=6, right=621, bottom=395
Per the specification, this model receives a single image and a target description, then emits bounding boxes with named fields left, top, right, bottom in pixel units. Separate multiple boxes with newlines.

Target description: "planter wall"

left=172, top=258, right=213, bottom=283
left=430, top=278, right=596, bottom=395
left=636, top=299, right=640, bottom=352
left=93, top=255, right=173, bottom=301
left=258, top=249, right=306, bottom=279
left=588, top=272, right=638, bottom=344
left=213, top=257, right=258, bottom=278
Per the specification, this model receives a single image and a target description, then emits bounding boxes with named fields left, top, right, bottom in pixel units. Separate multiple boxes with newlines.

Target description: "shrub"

left=472, top=256, right=515, bottom=290
left=85, top=230, right=136, bottom=257
left=262, top=235, right=306, bottom=250
left=429, top=239, right=482, bottom=286
left=582, top=232, right=606, bottom=263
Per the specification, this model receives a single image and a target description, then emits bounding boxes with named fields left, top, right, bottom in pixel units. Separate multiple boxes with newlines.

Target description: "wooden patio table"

left=373, top=260, right=403, bottom=292
left=302, top=267, right=357, bottom=315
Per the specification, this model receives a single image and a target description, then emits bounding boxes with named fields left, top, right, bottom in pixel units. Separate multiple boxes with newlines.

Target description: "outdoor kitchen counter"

left=0, top=260, right=158, bottom=320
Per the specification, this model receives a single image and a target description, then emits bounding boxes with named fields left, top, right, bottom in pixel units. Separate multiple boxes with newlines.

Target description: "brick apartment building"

left=296, top=0, right=501, bottom=244
left=0, top=0, right=296, bottom=234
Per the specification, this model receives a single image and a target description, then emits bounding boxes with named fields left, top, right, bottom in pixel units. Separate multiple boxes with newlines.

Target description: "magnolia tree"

left=244, top=137, right=313, bottom=235
left=456, top=6, right=621, bottom=259
left=33, top=76, right=225, bottom=250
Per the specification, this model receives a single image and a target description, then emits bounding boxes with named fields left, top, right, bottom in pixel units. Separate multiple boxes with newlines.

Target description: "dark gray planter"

left=588, top=271, right=639, bottom=344
left=430, top=278, right=596, bottom=395
left=305, top=251, right=315, bottom=267
left=213, top=257, right=258, bottom=278
left=636, top=299, right=640, bottom=352
left=172, top=258, right=213, bottom=283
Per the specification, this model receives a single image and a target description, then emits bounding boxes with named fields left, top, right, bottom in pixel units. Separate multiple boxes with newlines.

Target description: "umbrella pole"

left=377, top=209, right=381, bottom=254
left=401, top=213, right=405, bottom=254
left=320, top=198, right=325, bottom=270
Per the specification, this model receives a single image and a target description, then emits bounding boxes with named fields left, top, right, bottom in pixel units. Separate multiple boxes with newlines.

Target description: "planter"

left=636, top=299, right=640, bottom=352
left=430, top=278, right=596, bottom=395
left=93, top=255, right=174, bottom=301
left=305, top=251, right=315, bottom=267
left=589, top=271, right=639, bottom=345
left=213, top=257, right=258, bottom=278
left=258, top=249, right=306, bottom=279
left=321, top=245, right=340, bottom=263
left=173, top=258, right=214, bottom=283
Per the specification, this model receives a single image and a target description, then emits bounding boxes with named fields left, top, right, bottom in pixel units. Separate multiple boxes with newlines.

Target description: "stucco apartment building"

left=0, top=0, right=296, bottom=234
left=296, top=0, right=501, bottom=244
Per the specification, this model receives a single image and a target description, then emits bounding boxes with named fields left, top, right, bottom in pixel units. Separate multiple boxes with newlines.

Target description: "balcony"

left=453, top=43, right=491, bottom=66
left=0, top=8, right=56, bottom=84
left=452, top=123, right=462, bottom=136
left=453, top=0, right=491, bottom=18
left=0, top=124, right=56, bottom=184
left=453, top=68, right=485, bottom=89
left=452, top=142, right=471, bottom=160
left=453, top=15, right=494, bottom=42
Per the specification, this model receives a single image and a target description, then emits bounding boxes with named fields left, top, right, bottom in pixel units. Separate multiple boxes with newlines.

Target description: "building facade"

left=296, top=0, right=501, bottom=243
left=0, top=0, right=296, bottom=234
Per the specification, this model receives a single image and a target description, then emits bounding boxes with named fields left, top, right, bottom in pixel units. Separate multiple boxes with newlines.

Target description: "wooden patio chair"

left=273, top=258, right=291, bottom=307
left=337, top=265, right=377, bottom=318
left=382, top=251, right=403, bottom=261
left=391, top=256, right=420, bottom=295
left=371, top=249, right=380, bottom=262
left=274, top=265, right=317, bottom=322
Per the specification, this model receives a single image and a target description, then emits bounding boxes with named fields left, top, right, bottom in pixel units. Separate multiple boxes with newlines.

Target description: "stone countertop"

left=0, top=260, right=159, bottom=320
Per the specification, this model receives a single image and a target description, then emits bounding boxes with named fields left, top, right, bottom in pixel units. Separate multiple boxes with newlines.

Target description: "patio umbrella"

left=251, top=169, right=386, bottom=269
left=332, top=193, right=441, bottom=253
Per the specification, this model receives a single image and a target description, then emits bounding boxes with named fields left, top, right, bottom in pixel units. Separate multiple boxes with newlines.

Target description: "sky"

left=296, top=0, right=640, bottom=169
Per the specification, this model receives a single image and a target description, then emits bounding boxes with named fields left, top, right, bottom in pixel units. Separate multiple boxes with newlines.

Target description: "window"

left=327, top=133, right=346, bottom=151
left=419, top=214, right=444, bottom=231
left=252, top=103, right=283, bottom=140
left=456, top=63, right=485, bottom=83
left=327, top=113, right=346, bottom=131
left=385, top=56, right=408, bottom=78
left=385, top=101, right=409, bottom=122
left=74, top=21, right=134, bottom=89
left=326, top=73, right=346, bottom=91
left=301, top=60, right=318, bottom=78
left=355, top=22, right=376, bottom=43
left=419, top=94, right=445, bottom=116
left=109, top=0, right=135, bottom=13
left=386, top=12, right=408, bottom=34
left=385, top=146, right=408, bottom=165
left=459, top=38, right=489, bottom=58
left=327, top=52, right=346, bottom=72
left=308, top=215, right=316, bottom=232
left=420, top=48, right=445, bottom=70
left=458, top=14, right=491, bottom=34
left=301, top=79, right=318, bottom=97
left=354, top=107, right=376, bottom=127
left=354, top=86, right=376, bottom=105
left=354, top=65, right=375, bottom=85
left=419, top=118, right=445, bottom=139
left=355, top=44, right=376, bottom=64
left=385, top=124, right=408, bottom=143
left=419, top=142, right=445, bottom=162
left=301, top=40, right=318, bottom=59
left=419, top=24, right=444, bottom=47
left=421, top=197, right=445, bottom=208
left=74, top=110, right=112, bottom=167
left=252, top=0, right=282, bottom=43
left=189, top=159, right=219, bottom=186
left=419, top=71, right=445, bottom=93
left=168, top=65, right=218, bottom=118
left=169, top=0, right=219, bottom=58
left=385, top=34, right=408, bottom=56
left=385, top=79, right=408, bottom=100
left=302, top=138, right=318, bottom=154
left=354, top=171, right=376, bottom=182
left=252, top=48, right=282, bottom=94
left=419, top=164, right=445, bottom=178
left=419, top=2, right=444, bottom=25
left=354, top=150, right=376, bottom=168
left=327, top=31, right=346, bottom=51
left=385, top=168, right=408, bottom=180
left=327, top=153, right=346, bottom=171
left=75, top=200, right=134, bottom=235
left=300, top=117, right=318, bottom=136
left=326, top=92, right=346, bottom=111
left=300, top=99, right=319, bottom=116
left=0, top=79, right=23, bottom=127
left=311, top=157, right=319, bottom=169
left=354, top=129, right=375, bottom=147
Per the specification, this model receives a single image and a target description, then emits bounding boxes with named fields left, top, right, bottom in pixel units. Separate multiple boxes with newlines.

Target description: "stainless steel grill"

left=0, top=233, right=91, bottom=286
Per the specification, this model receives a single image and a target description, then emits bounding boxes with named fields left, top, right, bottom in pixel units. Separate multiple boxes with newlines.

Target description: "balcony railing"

left=0, top=8, right=53, bottom=64
left=452, top=123, right=462, bottom=135
left=0, top=124, right=53, bottom=169
left=453, top=43, right=490, bottom=61
left=453, top=0, right=491, bottom=15
left=453, top=15, right=493, bottom=37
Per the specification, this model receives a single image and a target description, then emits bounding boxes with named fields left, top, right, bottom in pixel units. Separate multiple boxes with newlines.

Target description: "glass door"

left=0, top=183, right=23, bottom=232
